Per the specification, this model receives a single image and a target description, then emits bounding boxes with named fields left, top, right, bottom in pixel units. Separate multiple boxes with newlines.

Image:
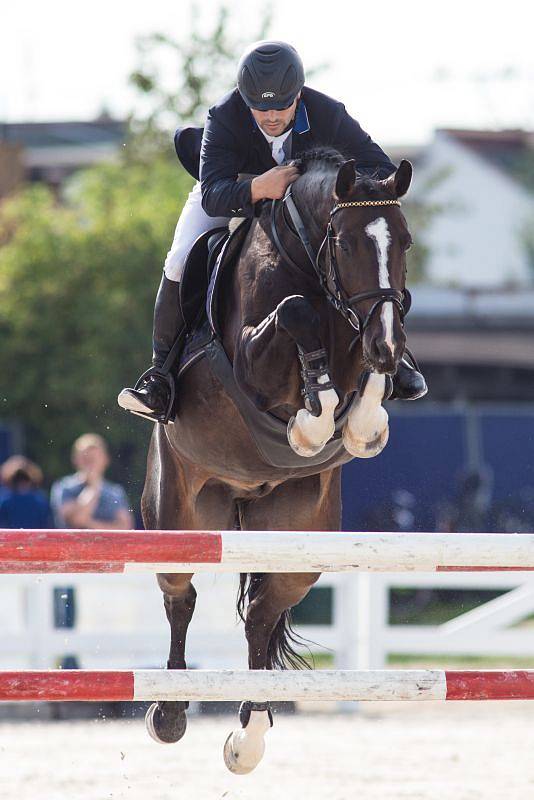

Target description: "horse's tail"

left=237, top=573, right=312, bottom=670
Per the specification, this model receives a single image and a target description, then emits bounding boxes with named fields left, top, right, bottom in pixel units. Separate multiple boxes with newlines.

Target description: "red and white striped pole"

left=1, top=669, right=533, bottom=702
left=1, top=530, right=534, bottom=574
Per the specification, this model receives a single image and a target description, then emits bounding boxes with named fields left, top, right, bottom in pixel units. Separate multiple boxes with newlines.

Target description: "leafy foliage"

left=0, top=159, right=192, bottom=496
left=0, top=2, right=273, bottom=500
left=404, top=166, right=455, bottom=283
left=129, top=3, right=272, bottom=133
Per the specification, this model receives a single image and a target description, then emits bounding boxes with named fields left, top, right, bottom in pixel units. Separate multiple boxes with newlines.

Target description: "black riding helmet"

left=237, top=40, right=305, bottom=111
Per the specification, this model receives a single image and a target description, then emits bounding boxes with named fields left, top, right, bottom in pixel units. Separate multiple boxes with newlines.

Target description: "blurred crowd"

left=0, top=433, right=133, bottom=530
left=365, top=468, right=534, bottom=534
left=3, top=442, right=532, bottom=534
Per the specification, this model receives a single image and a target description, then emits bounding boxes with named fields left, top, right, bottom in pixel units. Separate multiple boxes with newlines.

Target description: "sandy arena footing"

left=1, top=701, right=533, bottom=800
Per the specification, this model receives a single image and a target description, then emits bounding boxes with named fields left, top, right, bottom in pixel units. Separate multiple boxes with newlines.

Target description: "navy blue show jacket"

left=174, top=85, right=396, bottom=219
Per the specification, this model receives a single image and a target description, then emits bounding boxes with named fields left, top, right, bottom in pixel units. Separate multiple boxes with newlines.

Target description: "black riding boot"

left=117, top=274, right=185, bottom=423
left=389, top=355, right=428, bottom=401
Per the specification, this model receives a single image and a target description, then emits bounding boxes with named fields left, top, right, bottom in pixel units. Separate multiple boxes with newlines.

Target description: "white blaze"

left=364, top=217, right=394, bottom=353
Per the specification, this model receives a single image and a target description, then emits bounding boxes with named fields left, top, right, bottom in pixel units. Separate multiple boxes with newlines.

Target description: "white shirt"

left=258, top=126, right=292, bottom=165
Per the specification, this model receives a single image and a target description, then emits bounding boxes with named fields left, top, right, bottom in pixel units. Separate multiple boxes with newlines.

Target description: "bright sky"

left=2, top=0, right=533, bottom=145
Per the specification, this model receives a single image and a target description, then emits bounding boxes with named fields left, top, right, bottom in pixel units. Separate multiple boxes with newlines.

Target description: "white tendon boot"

left=343, top=372, right=390, bottom=458
left=223, top=703, right=273, bottom=775
left=287, top=374, right=339, bottom=457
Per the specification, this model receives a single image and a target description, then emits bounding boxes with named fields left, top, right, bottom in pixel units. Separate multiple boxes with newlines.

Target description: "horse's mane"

left=289, top=147, right=386, bottom=209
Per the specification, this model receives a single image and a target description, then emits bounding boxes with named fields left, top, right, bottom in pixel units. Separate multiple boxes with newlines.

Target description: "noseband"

left=270, top=188, right=411, bottom=334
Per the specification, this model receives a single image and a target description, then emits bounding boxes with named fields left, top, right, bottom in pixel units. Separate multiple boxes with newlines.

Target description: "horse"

left=141, top=148, right=413, bottom=772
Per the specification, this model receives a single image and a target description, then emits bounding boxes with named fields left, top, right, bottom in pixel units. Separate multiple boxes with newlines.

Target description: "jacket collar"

left=294, top=100, right=310, bottom=134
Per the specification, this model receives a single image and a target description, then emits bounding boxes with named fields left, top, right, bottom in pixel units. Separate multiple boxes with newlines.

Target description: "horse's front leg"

left=145, top=574, right=196, bottom=744
left=235, top=294, right=339, bottom=457
left=342, top=371, right=390, bottom=458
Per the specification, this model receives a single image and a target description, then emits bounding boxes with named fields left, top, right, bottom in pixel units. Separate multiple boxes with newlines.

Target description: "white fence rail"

left=353, top=572, right=534, bottom=667
left=3, top=572, right=534, bottom=672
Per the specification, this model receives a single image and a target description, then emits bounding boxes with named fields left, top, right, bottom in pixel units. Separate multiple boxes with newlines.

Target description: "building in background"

left=0, top=112, right=125, bottom=198
left=411, top=128, right=534, bottom=288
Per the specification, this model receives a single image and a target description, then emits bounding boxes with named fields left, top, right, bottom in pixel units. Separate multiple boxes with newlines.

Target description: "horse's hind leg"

left=145, top=573, right=196, bottom=744
left=223, top=471, right=340, bottom=774
left=141, top=430, right=195, bottom=743
left=142, top=429, right=238, bottom=744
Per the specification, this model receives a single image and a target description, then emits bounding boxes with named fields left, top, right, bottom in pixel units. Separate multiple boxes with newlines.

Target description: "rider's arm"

left=200, top=109, right=256, bottom=218
left=333, top=106, right=396, bottom=179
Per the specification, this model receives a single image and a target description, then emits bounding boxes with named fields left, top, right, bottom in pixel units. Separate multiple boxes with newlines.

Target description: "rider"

left=118, top=40, right=427, bottom=423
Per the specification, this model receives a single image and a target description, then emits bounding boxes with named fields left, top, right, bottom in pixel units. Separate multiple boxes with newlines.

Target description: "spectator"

left=50, top=433, right=133, bottom=530
left=365, top=489, right=418, bottom=532
left=0, top=455, right=53, bottom=528
left=436, top=466, right=493, bottom=533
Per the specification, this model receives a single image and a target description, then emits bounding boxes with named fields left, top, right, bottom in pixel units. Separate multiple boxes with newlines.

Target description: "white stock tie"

left=272, top=139, right=286, bottom=165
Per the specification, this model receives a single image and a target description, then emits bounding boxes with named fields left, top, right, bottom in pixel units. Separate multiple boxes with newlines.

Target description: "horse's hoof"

left=223, top=730, right=265, bottom=775
left=223, top=706, right=272, bottom=775
left=287, top=415, right=329, bottom=458
left=145, top=702, right=187, bottom=744
left=343, top=424, right=389, bottom=459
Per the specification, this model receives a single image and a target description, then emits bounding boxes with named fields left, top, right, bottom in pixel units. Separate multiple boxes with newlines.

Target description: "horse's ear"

left=383, top=159, right=413, bottom=198
left=334, top=159, right=356, bottom=200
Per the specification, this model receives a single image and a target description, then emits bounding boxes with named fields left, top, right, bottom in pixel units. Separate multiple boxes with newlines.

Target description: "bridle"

left=270, top=187, right=411, bottom=335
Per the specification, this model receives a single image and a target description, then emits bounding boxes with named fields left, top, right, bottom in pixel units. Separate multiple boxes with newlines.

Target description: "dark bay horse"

left=142, top=149, right=413, bottom=772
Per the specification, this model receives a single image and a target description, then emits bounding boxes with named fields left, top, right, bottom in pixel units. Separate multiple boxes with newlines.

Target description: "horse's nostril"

left=364, top=337, right=397, bottom=374
left=376, top=339, right=393, bottom=362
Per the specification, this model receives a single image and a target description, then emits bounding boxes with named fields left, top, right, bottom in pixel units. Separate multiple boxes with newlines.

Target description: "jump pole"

left=1, top=669, right=534, bottom=703
left=1, top=530, right=534, bottom=573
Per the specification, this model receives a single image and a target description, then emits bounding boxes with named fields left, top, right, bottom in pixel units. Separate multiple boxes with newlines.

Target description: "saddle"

left=179, top=218, right=254, bottom=335
left=177, top=217, right=253, bottom=374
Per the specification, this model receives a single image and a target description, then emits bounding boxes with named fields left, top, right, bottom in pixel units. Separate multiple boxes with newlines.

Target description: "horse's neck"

left=239, top=216, right=313, bottom=315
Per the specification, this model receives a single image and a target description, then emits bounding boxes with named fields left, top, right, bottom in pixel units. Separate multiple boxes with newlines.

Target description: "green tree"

left=0, top=2, right=274, bottom=501
left=0, top=159, right=192, bottom=496
left=128, top=2, right=272, bottom=155
left=404, top=166, right=455, bottom=283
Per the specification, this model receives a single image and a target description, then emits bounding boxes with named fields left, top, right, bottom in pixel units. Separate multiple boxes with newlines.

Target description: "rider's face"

left=250, top=93, right=300, bottom=137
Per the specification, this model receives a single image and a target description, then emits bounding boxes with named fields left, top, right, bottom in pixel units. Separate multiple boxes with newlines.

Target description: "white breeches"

left=163, top=181, right=230, bottom=282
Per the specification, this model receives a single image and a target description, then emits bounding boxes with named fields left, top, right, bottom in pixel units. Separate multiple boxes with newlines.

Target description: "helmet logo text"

left=261, top=91, right=276, bottom=98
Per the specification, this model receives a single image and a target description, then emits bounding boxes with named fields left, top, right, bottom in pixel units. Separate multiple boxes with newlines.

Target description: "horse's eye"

left=403, top=237, right=413, bottom=252
left=337, top=239, right=350, bottom=254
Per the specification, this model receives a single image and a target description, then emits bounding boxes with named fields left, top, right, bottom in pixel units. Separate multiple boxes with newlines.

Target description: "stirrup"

left=131, top=366, right=176, bottom=425
left=402, top=347, right=422, bottom=373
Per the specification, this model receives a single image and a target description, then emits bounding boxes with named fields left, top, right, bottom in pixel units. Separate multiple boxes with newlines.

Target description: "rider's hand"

left=251, top=164, right=300, bottom=203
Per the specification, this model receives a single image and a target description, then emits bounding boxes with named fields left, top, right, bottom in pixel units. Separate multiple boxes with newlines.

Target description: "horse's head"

left=328, top=159, right=413, bottom=375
